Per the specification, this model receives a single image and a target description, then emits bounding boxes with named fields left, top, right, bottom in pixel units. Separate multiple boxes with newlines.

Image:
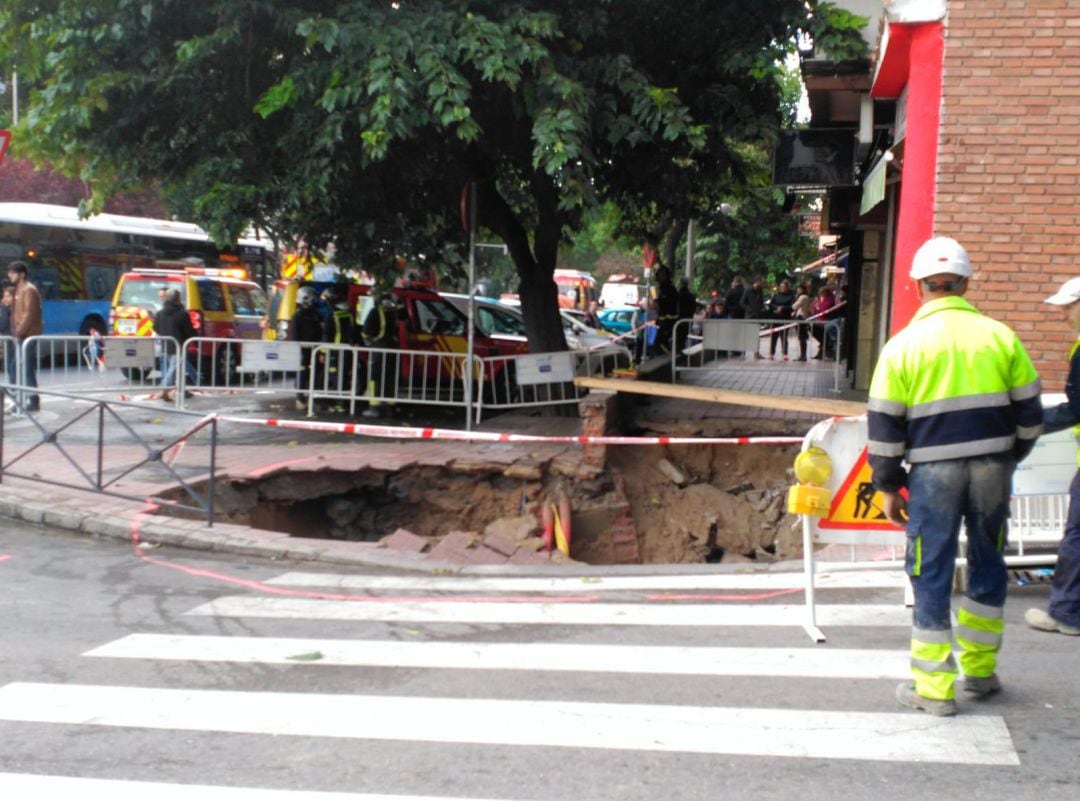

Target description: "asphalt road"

left=0, top=521, right=1077, bottom=800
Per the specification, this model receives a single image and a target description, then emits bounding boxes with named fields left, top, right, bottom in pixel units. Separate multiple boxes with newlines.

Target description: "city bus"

left=0, top=203, right=275, bottom=338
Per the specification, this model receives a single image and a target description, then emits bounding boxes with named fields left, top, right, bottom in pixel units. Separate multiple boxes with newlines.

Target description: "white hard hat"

left=1045, top=277, right=1080, bottom=306
left=910, top=237, right=973, bottom=280
left=297, top=286, right=318, bottom=306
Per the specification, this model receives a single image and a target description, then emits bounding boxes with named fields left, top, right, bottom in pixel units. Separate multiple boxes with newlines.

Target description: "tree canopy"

left=1, top=1, right=850, bottom=350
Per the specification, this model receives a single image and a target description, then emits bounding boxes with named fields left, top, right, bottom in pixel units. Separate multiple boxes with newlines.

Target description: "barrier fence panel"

left=672, top=319, right=760, bottom=378
left=179, top=337, right=299, bottom=408
left=0, top=334, right=18, bottom=399
left=0, top=385, right=218, bottom=524
left=16, top=335, right=182, bottom=406
left=306, top=343, right=473, bottom=420
left=477, top=345, right=634, bottom=422
left=671, top=316, right=847, bottom=387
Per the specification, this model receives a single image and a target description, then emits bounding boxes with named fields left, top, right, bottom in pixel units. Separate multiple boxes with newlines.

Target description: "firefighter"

left=362, top=283, right=400, bottom=418
left=654, top=265, right=678, bottom=355
left=290, top=286, right=323, bottom=410
left=321, top=285, right=356, bottom=409
left=868, top=237, right=1043, bottom=716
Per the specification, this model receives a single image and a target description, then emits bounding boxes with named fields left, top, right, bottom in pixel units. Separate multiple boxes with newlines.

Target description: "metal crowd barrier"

left=12, top=334, right=182, bottom=405
left=306, top=343, right=474, bottom=420
left=178, top=336, right=298, bottom=408
left=0, top=334, right=19, bottom=402
left=671, top=317, right=847, bottom=392
left=476, top=345, right=634, bottom=422
left=6, top=332, right=637, bottom=424
left=0, top=385, right=218, bottom=525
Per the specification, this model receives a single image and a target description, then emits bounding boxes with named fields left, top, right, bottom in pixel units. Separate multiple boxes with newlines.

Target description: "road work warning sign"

left=802, top=416, right=905, bottom=546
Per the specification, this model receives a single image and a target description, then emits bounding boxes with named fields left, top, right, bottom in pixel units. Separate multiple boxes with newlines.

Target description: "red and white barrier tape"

left=215, top=414, right=802, bottom=446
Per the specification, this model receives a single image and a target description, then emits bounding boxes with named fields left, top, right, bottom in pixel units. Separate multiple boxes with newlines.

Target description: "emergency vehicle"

left=354, top=285, right=528, bottom=399
left=110, top=264, right=268, bottom=383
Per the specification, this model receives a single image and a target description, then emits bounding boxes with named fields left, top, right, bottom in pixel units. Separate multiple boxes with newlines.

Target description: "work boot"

left=1025, top=608, right=1080, bottom=636
left=963, top=674, right=1002, bottom=697
left=895, top=683, right=957, bottom=717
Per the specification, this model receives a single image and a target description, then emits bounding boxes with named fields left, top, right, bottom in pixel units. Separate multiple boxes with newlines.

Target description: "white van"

left=600, top=280, right=646, bottom=309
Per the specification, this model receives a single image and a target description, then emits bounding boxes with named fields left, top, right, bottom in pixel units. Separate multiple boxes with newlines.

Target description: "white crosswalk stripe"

left=0, top=682, right=1018, bottom=765
left=0, top=773, right=519, bottom=800
left=265, top=569, right=910, bottom=592
left=0, top=568, right=1022, bottom=797
left=183, top=597, right=912, bottom=627
left=87, top=633, right=911, bottom=679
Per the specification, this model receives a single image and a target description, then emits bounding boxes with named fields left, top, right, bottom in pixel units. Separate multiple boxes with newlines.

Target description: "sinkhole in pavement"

left=169, top=443, right=804, bottom=565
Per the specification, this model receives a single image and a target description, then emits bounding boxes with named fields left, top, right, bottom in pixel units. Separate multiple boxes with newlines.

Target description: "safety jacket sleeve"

left=1009, top=337, right=1044, bottom=463
left=867, top=341, right=910, bottom=492
left=1044, top=341, right=1080, bottom=434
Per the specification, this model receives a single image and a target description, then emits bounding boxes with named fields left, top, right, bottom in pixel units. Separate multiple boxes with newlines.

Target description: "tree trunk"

left=475, top=175, right=568, bottom=354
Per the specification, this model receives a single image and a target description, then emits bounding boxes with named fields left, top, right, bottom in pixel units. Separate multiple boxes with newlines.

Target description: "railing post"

left=207, top=416, right=217, bottom=527
left=96, top=402, right=105, bottom=490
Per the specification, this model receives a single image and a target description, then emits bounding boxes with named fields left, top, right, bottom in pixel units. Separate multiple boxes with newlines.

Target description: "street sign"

left=0, top=129, right=11, bottom=165
left=819, top=446, right=903, bottom=531
left=239, top=340, right=301, bottom=373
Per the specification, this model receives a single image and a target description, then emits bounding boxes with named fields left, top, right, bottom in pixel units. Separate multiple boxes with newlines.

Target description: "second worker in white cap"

left=1024, top=277, right=1080, bottom=637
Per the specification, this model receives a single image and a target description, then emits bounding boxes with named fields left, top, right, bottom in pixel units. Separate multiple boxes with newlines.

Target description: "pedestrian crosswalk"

left=0, top=567, right=1022, bottom=799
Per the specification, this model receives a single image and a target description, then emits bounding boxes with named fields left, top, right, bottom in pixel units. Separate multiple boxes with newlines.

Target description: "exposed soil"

left=605, top=443, right=803, bottom=564
left=194, top=440, right=805, bottom=566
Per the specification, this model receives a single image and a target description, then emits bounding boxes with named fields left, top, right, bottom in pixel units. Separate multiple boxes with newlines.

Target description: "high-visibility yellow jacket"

left=868, top=296, right=1043, bottom=492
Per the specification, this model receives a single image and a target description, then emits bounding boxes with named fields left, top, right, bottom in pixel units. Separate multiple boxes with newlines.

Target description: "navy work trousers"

left=1050, top=469, right=1080, bottom=627
left=904, top=454, right=1015, bottom=631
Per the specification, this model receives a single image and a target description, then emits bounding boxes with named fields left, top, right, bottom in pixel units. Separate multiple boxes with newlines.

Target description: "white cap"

left=910, top=237, right=973, bottom=280
left=1045, top=277, right=1080, bottom=306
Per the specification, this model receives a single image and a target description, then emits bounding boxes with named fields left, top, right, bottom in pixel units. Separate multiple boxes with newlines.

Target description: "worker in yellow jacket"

left=868, top=237, right=1043, bottom=716
left=1025, top=277, right=1080, bottom=637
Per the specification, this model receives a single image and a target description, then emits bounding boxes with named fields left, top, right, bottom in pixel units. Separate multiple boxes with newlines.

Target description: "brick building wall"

left=937, top=0, right=1080, bottom=387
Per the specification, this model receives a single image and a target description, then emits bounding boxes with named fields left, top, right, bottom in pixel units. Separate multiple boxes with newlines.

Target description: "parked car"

left=442, top=293, right=624, bottom=352
left=597, top=306, right=638, bottom=336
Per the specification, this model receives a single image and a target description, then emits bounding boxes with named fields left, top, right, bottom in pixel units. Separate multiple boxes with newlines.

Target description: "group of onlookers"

left=698, top=274, right=846, bottom=361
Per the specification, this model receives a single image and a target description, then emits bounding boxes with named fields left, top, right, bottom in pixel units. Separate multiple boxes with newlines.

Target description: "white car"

left=441, top=293, right=631, bottom=362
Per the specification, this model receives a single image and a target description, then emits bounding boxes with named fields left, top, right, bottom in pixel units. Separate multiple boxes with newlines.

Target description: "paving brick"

left=378, top=527, right=430, bottom=553
left=481, top=532, right=519, bottom=557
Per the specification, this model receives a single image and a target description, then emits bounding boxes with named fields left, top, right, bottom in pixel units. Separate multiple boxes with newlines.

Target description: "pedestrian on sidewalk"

left=791, top=282, right=812, bottom=361
left=740, top=276, right=766, bottom=359
left=767, top=279, right=795, bottom=359
left=675, top=277, right=696, bottom=354
left=809, top=285, right=835, bottom=359
left=153, top=288, right=197, bottom=402
left=6, top=261, right=43, bottom=413
left=1025, top=277, right=1080, bottom=637
left=868, top=236, right=1043, bottom=716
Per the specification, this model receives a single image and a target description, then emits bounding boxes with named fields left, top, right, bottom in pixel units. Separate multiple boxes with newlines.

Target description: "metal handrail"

left=0, top=385, right=217, bottom=525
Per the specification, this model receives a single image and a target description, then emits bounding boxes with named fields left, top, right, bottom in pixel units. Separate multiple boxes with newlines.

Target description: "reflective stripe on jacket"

left=867, top=296, right=1043, bottom=492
